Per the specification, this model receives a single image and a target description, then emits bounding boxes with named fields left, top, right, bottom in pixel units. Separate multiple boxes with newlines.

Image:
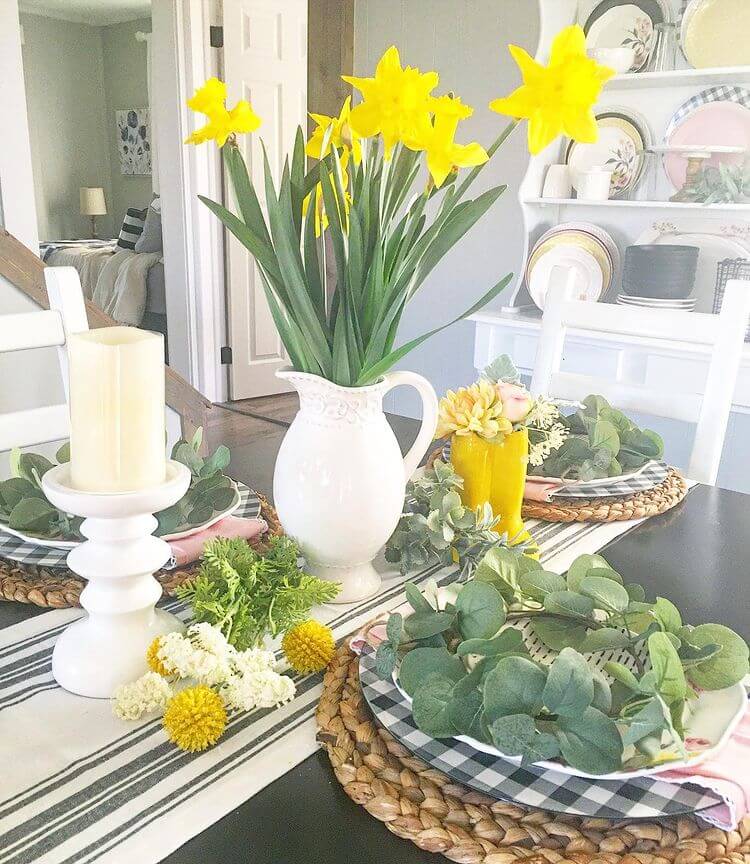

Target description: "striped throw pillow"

left=117, top=207, right=147, bottom=250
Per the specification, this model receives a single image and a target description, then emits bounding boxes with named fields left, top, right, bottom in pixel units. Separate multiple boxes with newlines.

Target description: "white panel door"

left=224, top=0, right=307, bottom=399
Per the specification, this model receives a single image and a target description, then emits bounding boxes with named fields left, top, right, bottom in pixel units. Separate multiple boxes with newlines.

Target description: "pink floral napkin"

left=658, top=708, right=750, bottom=830
left=169, top=515, right=268, bottom=566
left=524, top=476, right=567, bottom=502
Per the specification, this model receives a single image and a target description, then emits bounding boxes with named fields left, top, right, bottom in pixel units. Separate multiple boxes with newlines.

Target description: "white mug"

left=577, top=167, right=613, bottom=201
left=542, top=164, right=573, bottom=199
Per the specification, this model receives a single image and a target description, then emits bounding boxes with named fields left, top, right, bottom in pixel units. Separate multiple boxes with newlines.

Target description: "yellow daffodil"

left=302, top=150, right=352, bottom=236
left=306, top=96, right=362, bottom=165
left=489, top=25, right=615, bottom=155
left=343, top=46, right=438, bottom=158
left=185, top=77, right=261, bottom=147
left=405, top=95, right=488, bottom=188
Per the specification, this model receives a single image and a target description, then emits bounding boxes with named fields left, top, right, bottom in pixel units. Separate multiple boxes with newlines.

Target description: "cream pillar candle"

left=68, top=327, right=166, bottom=492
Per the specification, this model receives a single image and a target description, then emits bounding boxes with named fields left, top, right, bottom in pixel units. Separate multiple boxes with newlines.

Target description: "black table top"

left=3, top=412, right=749, bottom=863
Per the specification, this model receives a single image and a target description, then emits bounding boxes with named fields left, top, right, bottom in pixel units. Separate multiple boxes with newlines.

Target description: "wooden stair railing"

left=0, top=228, right=215, bottom=447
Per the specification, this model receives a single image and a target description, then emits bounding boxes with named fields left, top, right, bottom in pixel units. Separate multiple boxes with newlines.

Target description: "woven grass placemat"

left=316, top=643, right=750, bottom=864
left=427, top=449, right=688, bottom=524
left=0, top=494, right=282, bottom=609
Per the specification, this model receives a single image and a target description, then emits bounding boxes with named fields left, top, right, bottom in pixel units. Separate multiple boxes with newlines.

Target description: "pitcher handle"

left=383, top=371, right=439, bottom=481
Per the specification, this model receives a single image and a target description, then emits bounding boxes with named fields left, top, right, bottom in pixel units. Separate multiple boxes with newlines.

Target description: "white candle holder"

left=42, top=460, right=191, bottom=698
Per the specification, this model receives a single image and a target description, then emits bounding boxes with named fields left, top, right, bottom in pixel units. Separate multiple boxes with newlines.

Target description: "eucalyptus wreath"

left=376, top=548, right=749, bottom=775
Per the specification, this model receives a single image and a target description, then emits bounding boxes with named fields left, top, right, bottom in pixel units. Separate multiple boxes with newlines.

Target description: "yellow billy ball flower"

left=146, top=636, right=174, bottom=678
left=282, top=620, right=335, bottom=674
left=489, top=25, right=615, bottom=155
left=163, top=686, right=227, bottom=752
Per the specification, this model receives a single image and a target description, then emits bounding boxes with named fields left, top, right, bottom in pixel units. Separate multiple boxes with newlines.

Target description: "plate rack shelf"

left=501, top=0, right=750, bottom=310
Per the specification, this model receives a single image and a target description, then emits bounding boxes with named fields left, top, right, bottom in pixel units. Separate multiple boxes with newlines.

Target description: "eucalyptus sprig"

left=532, top=394, right=664, bottom=481
left=377, top=547, right=749, bottom=775
left=385, top=459, right=535, bottom=577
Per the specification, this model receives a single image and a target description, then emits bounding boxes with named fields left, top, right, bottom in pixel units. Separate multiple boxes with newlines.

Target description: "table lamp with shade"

left=79, top=187, right=107, bottom=238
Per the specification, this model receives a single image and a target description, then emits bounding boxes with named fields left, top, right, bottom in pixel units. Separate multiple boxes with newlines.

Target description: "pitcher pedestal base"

left=306, top=559, right=382, bottom=604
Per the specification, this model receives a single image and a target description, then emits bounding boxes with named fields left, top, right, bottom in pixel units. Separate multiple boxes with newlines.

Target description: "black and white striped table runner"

left=0, top=509, right=689, bottom=864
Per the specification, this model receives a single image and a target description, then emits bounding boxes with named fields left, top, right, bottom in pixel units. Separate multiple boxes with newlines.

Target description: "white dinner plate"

left=394, top=604, right=747, bottom=781
left=528, top=245, right=604, bottom=311
left=0, top=481, right=242, bottom=548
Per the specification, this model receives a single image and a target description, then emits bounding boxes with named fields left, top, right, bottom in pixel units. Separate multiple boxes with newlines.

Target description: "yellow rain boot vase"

left=450, top=429, right=532, bottom=546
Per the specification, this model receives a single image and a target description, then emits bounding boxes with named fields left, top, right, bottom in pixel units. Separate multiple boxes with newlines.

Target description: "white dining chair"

left=0, top=267, right=88, bottom=453
left=530, top=276, right=750, bottom=485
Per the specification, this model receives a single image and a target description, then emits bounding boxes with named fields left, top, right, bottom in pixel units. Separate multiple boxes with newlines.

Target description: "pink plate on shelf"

left=665, top=102, right=750, bottom=190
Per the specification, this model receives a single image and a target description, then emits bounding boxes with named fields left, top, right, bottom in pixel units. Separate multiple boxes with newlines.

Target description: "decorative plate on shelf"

left=664, top=103, right=750, bottom=191
left=681, top=0, right=750, bottom=69
left=584, top=0, right=670, bottom=72
left=565, top=109, right=651, bottom=198
left=390, top=612, right=747, bottom=781
left=665, top=86, right=750, bottom=139
left=0, top=481, right=260, bottom=569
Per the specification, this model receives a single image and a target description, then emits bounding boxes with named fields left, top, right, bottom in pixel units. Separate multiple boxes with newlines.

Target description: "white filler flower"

left=113, top=672, right=173, bottom=721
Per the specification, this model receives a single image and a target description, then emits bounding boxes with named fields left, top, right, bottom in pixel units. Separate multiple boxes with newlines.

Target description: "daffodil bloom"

left=489, top=25, right=615, bottom=155
left=185, top=78, right=262, bottom=147
left=405, top=95, right=488, bottom=188
left=302, top=150, right=352, bottom=236
left=306, top=96, right=362, bottom=165
left=343, top=46, right=439, bottom=158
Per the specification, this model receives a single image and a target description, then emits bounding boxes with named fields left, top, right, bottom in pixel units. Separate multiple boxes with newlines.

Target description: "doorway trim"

left=153, top=0, right=227, bottom=403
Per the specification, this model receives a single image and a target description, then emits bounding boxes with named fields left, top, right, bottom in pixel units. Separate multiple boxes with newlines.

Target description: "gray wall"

left=21, top=13, right=114, bottom=241
left=102, top=18, right=153, bottom=232
left=353, top=0, right=538, bottom=417
left=20, top=13, right=152, bottom=243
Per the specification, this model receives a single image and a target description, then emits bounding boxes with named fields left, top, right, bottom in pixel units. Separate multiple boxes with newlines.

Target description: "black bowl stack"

left=619, top=245, right=699, bottom=309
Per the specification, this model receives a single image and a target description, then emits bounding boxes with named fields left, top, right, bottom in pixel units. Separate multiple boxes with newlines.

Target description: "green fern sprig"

left=176, top=535, right=340, bottom=649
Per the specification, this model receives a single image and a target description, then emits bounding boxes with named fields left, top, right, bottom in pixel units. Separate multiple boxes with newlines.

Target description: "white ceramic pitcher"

left=273, top=369, right=439, bottom=603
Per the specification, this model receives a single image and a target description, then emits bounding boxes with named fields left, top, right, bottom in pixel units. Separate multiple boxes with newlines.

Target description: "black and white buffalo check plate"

left=0, top=481, right=261, bottom=570
left=359, top=649, right=722, bottom=819
left=665, top=86, right=750, bottom=138
left=549, top=461, right=671, bottom=500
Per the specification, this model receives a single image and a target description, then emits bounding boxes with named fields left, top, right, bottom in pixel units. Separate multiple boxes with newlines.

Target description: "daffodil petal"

left=348, top=101, right=381, bottom=138
left=550, top=24, right=587, bottom=65
left=451, top=141, right=489, bottom=168
left=527, top=111, right=563, bottom=155
left=489, top=86, right=539, bottom=120
left=508, top=44, right=545, bottom=85
left=562, top=108, right=598, bottom=144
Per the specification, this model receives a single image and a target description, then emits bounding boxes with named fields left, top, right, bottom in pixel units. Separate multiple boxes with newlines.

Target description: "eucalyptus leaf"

left=448, top=687, right=486, bottom=740
left=648, top=632, right=687, bottom=705
left=579, top=576, right=630, bottom=613
left=542, top=648, right=594, bottom=717
left=488, top=713, right=560, bottom=764
left=566, top=554, right=610, bottom=593
left=375, top=642, right=397, bottom=678
left=411, top=672, right=456, bottom=738
left=8, top=497, right=57, bottom=532
left=685, top=624, right=749, bottom=690
left=620, top=696, right=668, bottom=748
left=483, top=656, right=547, bottom=721
left=555, top=707, right=623, bottom=775
left=55, top=441, right=70, bottom=463
left=404, top=610, right=456, bottom=640
left=518, top=569, right=567, bottom=602
left=531, top=617, right=587, bottom=652
left=455, top=581, right=506, bottom=640
left=579, top=627, right=631, bottom=653
left=456, top=628, right=526, bottom=658
left=653, top=597, right=683, bottom=635
left=543, top=590, right=596, bottom=620
left=405, top=582, right=433, bottom=613
left=399, top=646, right=465, bottom=697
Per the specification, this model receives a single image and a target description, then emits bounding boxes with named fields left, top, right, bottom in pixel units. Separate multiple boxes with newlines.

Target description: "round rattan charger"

left=427, top=450, right=689, bottom=524
left=316, top=642, right=750, bottom=864
left=0, top=494, right=282, bottom=609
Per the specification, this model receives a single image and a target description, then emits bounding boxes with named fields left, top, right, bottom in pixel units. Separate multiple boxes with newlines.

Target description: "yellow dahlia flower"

left=163, top=685, right=227, bottom=752
left=282, top=620, right=335, bottom=674
left=490, top=25, right=615, bottom=155
left=146, top=636, right=174, bottom=678
left=436, top=379, right=512, bottom=440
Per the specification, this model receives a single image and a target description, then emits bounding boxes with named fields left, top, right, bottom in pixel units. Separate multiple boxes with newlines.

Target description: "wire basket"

left=714, top=258, right=750, bottom=340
